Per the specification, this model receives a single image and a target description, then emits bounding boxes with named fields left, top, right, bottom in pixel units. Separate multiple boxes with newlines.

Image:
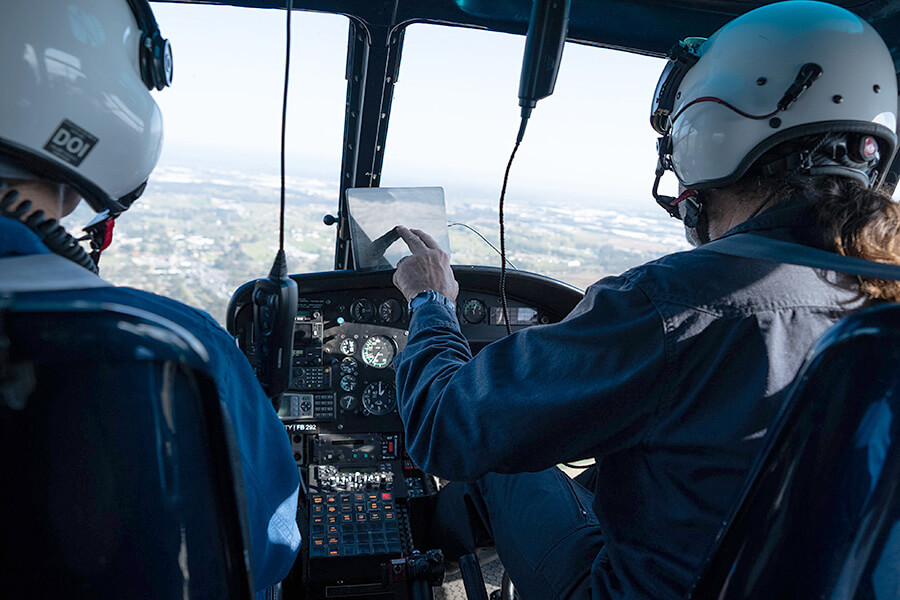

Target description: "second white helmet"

left=651, top=1, right=897, bottom=204
left=0, top=0, right=172, bottom=216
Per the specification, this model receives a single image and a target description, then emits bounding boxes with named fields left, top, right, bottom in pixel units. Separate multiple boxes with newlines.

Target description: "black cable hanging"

left=0, top=184, right=98, bottom=274
left=448, top=222, right=517, bottom=269
left=498, top=117, right=527, bottom=336
left=279, top=0, right=292, bottom=251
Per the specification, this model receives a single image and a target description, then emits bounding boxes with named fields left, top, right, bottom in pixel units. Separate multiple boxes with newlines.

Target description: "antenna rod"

left=250, top=0, right=298, bottom=398
left=279, top=0, right=292, bottom=250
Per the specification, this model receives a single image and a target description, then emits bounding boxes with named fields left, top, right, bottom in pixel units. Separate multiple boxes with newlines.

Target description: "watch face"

left=410, top=291, right=433, bottom=311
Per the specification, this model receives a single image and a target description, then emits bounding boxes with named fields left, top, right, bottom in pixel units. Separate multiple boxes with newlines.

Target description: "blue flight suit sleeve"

left=395, top=274, right=668, bottom=481
left=0, top=218, right=300, bottom=594
left=172, top=306, right=301, bottom=594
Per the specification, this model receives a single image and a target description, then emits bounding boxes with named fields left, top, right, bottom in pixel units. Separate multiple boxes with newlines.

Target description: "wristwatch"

left=408, top=290, right=456, bottom=314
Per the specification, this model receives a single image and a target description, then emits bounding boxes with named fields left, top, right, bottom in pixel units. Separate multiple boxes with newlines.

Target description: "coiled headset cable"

left=0, top=182, right=99, bottom=274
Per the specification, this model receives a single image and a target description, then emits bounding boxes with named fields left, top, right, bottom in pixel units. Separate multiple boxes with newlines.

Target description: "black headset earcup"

left=138, top=33, right=172, bottom=91
left=153, top=36, right=173, bottom=90
left=138, top=35, right=153, bottom=90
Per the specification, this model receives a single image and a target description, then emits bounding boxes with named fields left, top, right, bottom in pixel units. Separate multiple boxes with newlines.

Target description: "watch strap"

left=408, top=290, right=455, bottom=314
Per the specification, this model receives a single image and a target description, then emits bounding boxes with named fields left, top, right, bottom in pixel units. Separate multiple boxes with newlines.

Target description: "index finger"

left=409, top=228, right=440, bottom=250
left=396, top=225, right=428, bottom=254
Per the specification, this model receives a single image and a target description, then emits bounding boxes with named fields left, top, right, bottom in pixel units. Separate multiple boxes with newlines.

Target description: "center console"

left=227, top=266, right=583, bottom=599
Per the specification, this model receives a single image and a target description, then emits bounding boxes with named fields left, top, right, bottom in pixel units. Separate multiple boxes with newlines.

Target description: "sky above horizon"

left=148, top=2, right=677, bottom=214
left=146, top=1, right=900, bottom=218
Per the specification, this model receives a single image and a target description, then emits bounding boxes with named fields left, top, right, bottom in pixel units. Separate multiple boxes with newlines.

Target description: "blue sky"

left=149, top=2, right=676, bottom=212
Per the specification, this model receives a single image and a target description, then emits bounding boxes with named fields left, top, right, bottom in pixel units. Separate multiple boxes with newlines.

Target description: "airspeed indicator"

left=361, top=335, right=395, bottom=369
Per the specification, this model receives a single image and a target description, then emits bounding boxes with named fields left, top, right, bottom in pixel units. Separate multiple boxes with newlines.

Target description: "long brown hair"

left=758, top=174, right=900, bottom=302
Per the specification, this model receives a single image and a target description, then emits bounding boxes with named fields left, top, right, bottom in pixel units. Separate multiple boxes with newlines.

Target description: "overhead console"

left=227, top=266, right=582, bottom=599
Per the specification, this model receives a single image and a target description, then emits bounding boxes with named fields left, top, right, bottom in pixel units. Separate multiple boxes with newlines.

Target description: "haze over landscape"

left=70, top=160, right=689, bottom=325
left=55, top=3, right=692, bottom=325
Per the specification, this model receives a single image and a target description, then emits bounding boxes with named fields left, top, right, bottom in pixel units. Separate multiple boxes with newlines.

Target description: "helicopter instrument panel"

left=227, top=265, right=582, bottom=598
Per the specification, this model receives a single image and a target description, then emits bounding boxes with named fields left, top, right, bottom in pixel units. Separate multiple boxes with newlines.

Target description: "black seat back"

left=690, top=303, right=900, bottom=600
left=0, top=299, right=253, bottom=598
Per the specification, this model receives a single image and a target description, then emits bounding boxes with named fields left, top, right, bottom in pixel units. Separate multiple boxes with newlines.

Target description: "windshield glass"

left=381, top=24, right=687, bottom=290
left=64, top=7, right=689, bottom=324
left=65, top=3, right=349, bottom=323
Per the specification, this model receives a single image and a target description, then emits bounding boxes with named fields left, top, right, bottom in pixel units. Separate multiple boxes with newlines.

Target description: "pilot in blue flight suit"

left=0, top=0, right=300, bottom=595
left=392, top=2, right=900, bottom=599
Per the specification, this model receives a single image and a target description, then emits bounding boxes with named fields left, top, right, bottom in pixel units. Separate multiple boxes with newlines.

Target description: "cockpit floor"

left=434, top=555, right=506, bottom=599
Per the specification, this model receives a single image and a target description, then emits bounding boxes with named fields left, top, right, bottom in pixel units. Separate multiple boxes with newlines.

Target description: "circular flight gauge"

left=379, top=299, right=403, bottom=323
left=361, top=335, right=395, bottom=369
left=339, top=395, right=358, bottom=411
left=339, top=338, right=357, bottom=356
left=362, top=381, right=396, bottom=416
left=462, top=299, right=487, bottom=324
left=350, top=299, right=375, bottom=322
left=340, top=374, right=357, bottom=392
left=340, top=357, right=358, bottom=374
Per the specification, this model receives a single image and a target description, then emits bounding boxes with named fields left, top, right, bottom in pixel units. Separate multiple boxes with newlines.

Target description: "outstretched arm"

left=391, top=227, right=668, bottom=481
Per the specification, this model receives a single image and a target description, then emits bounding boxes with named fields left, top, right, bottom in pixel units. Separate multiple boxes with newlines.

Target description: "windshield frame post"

left=334, top=17, right=405, bottom=270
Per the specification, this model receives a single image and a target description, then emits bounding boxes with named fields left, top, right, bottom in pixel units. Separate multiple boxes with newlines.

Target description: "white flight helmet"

left=651, top=0, right=898, bottom=219
left=0, top=0, right=172, bottom=217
